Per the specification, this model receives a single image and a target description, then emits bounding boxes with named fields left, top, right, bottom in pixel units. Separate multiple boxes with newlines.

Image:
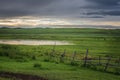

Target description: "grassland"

left=0, top=28, right=120, bottom=80
left=0, top=28, right=120, bottom=56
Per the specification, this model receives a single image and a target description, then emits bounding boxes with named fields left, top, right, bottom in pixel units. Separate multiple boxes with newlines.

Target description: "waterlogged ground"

left=0, top=40, right=73, bottom=45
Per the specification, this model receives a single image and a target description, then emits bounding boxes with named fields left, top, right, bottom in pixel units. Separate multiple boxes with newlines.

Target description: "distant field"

left=0, top=28, right=120, bottom=56
left=0, top=28, right=120, bottom=80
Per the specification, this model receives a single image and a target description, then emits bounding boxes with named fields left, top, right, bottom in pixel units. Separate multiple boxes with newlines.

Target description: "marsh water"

left=0, top=40, right=73, bottom=45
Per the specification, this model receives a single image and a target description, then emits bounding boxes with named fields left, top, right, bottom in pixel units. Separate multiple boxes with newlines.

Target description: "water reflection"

left=0, top=40, right=73, bottom=45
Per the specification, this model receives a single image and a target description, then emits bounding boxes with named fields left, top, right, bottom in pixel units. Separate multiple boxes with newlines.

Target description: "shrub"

left=70, top=61, right=79, bottom=66
left=114, top=68, right=120, bottom=75
left=44, top=59, right=50, bottom=62
left=33, top=63, right=42, bottom=68
left=16, top=58, right=28, bottom=62
left=43, top=57, right=50, bottom=62
left=55, top=61, right=59, bottom=64
left=32, top=56, right=36, bottom=60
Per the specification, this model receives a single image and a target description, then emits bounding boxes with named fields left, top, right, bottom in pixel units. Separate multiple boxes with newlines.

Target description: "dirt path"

left=0, top=71, right=48, bottom=80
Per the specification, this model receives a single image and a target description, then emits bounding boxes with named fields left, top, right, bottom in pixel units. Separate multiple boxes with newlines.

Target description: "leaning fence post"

left=49, top=42, right=56, bottom=59
left=49, top=49, right=55, bottom=60
left=104, top=56, right=111, bottom=71
left=98, top=55, right=101, bottom=65
left=84, top=49, right=89, bottom=67
left=60, top=49, right=66, bottom=63
left=71, top=51, right=76, bottom=64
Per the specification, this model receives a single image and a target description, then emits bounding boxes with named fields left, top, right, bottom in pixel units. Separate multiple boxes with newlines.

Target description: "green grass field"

left=0, top=28, right=120, bottom=56
left=0, top=28, right=120, bottom=80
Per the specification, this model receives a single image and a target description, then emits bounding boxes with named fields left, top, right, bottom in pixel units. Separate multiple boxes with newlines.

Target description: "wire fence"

left=42, top=48, right=120, bottom=75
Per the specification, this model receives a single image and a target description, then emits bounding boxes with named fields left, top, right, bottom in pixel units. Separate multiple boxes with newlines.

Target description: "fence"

left=42, top=48, right=120, bottom=75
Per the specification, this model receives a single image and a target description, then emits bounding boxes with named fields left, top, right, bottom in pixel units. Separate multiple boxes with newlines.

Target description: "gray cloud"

left=0, top=0, right=120, bottom=20
left=0, top=0, right=56, bottom=17
left=86, top=10, right=120, bottom=16
left=83, top=0, right=120, bottom=17
left=86, top=0, right=120, bottom=6
left=0, top=9, right=30, bottom=17
left=91, top=0, right=120, bottom=6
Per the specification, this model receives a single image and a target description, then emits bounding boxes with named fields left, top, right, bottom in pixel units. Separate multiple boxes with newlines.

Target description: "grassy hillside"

left=0, top=28, right=120, bottom=80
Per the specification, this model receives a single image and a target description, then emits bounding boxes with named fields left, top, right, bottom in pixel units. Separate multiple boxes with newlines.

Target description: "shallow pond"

left=0, top=40, right=73, bottom=45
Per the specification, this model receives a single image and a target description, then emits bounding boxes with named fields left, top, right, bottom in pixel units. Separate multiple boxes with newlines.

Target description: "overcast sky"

left=0, top=0, right=120, bottom=28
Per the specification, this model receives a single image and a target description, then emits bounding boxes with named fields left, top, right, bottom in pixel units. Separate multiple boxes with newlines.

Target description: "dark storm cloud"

left=0, top=0, right=54, bottom=6
left=82, top=15, right=104, bottom=18
left=86, top=0, right=120, bottom=6
left=0, top=0, right=55, bottom=17
left=86, top=10, right=120, bottom=16
left=84, top=0, right=120, bottom=17
left=0, top=0, right=86, bottom=18
left=0, top=9, right=30, bottom=17
left=0, top=0, right=120, bottom=18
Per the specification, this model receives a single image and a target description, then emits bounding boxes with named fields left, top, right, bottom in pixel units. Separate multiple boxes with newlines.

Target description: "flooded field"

left=0, top=40, right=73, bottom=45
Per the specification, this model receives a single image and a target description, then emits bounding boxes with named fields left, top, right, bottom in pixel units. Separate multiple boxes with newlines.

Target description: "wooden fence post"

left=49, top=42, right=56, bottom=59
left=49, top=49, right=55, bottom=60
left=84, top=49, right=89, bottom=67
left=98, top=55, right=101, bottom=65
left=104, top=56, right=111, bottom=71
left=71, top=51, right=76, bottom=64
left=60, top=49, right=66, bottom=63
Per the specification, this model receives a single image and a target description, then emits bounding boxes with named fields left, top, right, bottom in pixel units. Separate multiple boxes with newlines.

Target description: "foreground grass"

left=0, top=57, right=120, bottom=80
left=0, top=77, right=13, bottom=80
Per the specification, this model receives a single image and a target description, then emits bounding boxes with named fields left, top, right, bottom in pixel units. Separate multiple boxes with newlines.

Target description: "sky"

left=0, top=0, right=120, bottom=28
